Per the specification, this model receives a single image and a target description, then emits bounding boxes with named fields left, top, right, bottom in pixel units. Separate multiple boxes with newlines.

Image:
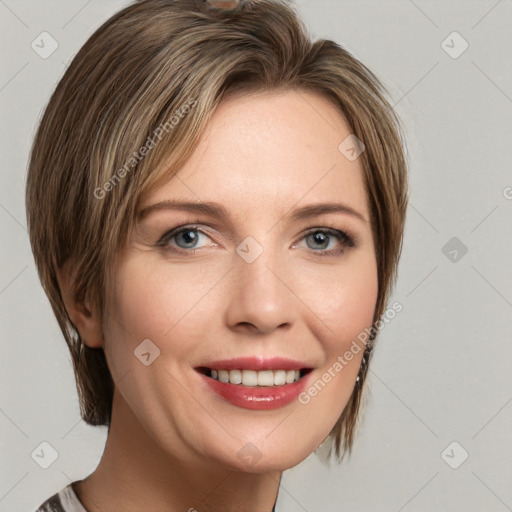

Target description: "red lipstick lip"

left=195, top=356, right=313, bottom=371
left=197, top=369, right=314, bottom=410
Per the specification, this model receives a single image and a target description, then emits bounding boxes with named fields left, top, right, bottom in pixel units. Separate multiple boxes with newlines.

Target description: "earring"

left=355, top=355, right=367, bottom=385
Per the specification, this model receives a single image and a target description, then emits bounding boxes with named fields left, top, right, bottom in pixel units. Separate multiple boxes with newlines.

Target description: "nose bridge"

left=226, top=233, right=296, bottom=333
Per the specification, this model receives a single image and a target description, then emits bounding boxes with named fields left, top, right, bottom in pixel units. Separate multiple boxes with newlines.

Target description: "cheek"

left=332, top=270, right=378, bottom=346
left=304, top=251, right=379, bottom=348
left=297, top=251, right=377, bottom=404
left=102, top=257, right=225, bottom=377
left=292, top=258, right=377, bottom=451
left=100, top=259, right=221, bottom=431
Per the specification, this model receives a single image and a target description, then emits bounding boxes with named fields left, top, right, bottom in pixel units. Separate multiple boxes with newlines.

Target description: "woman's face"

left=103, top=90, right=378, bottom=472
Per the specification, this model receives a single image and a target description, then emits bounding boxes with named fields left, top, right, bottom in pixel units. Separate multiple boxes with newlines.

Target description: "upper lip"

left=195, top=356, right=314, bottom=371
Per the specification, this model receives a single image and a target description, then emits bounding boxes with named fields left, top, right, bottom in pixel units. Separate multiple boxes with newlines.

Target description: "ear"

left=56, top=259, right=104, bottom=349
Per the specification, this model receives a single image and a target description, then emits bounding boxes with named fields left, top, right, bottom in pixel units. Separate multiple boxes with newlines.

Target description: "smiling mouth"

left=196, top=367, right=313, bottom=387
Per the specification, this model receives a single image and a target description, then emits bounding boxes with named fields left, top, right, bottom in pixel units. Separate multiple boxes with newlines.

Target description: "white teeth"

left=257, top=370, right=274, bottom=386
left=274, top=370, right=286, bottom=386
left=208, top=368, right=303, bottom=386
left=242, top=370, right=258, bottom=386
left=229, top=369, right=242, bottom=384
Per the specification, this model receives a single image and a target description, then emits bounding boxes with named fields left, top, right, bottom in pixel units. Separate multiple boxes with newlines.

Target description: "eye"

left=156, top=223, right=357, bottom=257
left=156, top=225, right=215, bottom=253
left=298, top=228, right=356, bottom=256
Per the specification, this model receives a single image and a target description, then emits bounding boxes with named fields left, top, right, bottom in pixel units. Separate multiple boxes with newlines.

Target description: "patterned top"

left=35, top=483, right=277, bottom=511
left=34, top=483, right=87, bottom=512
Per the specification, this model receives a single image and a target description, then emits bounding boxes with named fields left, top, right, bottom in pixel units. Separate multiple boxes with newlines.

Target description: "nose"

left=224, top=241, right=297, bottom=335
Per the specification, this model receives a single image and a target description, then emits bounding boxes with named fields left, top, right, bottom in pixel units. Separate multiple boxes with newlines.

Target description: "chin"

left=205, top=434, right=318, bottom=474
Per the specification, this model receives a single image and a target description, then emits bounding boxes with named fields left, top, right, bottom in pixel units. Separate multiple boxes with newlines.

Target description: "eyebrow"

left=137, top=199, right=367, bottom=224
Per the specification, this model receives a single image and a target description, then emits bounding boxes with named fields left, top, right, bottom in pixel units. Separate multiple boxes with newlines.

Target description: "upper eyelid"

left=155, top=222, right=232, bottom=245
left=159, top=223, right=350, bottom=237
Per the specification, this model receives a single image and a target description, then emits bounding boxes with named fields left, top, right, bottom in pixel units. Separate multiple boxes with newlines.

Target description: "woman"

left=27, top=0, right=408, bottom=510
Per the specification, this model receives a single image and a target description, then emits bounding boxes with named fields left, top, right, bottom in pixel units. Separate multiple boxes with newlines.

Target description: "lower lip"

left=198, top=371, right=312, bottom=410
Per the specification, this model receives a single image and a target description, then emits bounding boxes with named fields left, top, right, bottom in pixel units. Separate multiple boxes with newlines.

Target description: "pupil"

left=179, top=230, right=198, bottom=247
left=310, top=231, right=328, bottom=249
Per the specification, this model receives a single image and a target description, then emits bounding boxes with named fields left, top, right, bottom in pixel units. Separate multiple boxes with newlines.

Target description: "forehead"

left=142, top=90, right=369, bottom=219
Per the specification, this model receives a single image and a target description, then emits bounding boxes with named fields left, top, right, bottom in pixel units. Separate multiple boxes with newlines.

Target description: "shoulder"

left=34, top=482, right=88, bottom=512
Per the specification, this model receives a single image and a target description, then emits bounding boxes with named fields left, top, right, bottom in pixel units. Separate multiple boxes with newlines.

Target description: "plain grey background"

left=1, top=1, right=511, bottom=511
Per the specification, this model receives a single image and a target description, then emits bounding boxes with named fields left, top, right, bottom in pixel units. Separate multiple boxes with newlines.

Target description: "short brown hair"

left=26, top=0, right=408, bottom=460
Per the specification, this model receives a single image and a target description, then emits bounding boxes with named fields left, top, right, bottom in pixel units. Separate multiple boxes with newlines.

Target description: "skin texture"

left=59, top=90, right=379, bottom=512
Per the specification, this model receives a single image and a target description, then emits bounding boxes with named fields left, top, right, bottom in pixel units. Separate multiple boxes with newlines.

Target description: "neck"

left=73, top=388, right=281, bottom=512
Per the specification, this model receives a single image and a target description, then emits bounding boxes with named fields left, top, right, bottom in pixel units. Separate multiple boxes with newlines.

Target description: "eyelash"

left=155, top=222, right=357, bottom=257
